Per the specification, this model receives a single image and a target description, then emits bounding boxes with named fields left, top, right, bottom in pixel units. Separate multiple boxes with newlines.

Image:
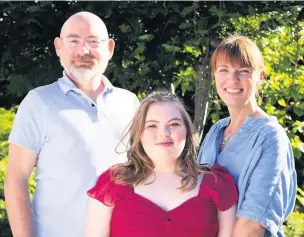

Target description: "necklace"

left=222, top=131, right=236, bottom=146
left=222, top=135, right=232, bottom=145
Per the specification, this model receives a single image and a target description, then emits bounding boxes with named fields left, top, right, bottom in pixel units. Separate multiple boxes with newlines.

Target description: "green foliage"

left=283, top=188, right=304, bottom=237
left=284, top=211, right=304, bottom=237
left=0, top=2, right=303, bottom=236
left=0, top=1, right=300, bottom=105
left=0, top=107, right=15, bottom=158
left=0, top=107, right=14, bottom=237
left=0, top=107, right=36, bottom=237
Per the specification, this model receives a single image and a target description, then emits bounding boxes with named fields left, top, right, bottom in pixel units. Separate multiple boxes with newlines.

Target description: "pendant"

left=222, top=136, right=230, bottom=145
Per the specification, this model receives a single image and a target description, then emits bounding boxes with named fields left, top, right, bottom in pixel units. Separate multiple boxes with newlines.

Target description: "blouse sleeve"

left=208, top=164, right=238, bottom=211
left=87, top=169, right=118, bottom=207
left=237, top=129, right=297, bottom=235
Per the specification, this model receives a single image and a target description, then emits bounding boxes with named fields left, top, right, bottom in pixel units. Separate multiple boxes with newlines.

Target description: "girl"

left=85, top=91, right=237, bottom=237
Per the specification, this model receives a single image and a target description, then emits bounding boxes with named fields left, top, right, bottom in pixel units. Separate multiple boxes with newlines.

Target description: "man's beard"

left=61, top=57, right=105, bottom=82
left=65, top=64, right=100, bottom=82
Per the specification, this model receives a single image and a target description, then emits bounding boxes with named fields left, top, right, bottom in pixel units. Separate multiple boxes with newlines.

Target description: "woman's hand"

left=232, top=217, right=265, bottom=237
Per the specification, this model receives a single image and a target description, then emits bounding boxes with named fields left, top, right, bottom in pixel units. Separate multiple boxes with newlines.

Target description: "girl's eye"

left=170, top=123, right=180, bottom=127
left=147, top=124, right=157, bottom=128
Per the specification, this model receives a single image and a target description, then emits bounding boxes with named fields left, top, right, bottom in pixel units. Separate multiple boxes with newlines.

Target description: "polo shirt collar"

left=58, top=71, right=114, bottom=95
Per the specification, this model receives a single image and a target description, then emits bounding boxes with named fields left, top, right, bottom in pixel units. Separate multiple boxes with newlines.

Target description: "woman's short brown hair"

left=211, top=35, right=265, bottom=75
left=111, top=91, right=209, bottom=192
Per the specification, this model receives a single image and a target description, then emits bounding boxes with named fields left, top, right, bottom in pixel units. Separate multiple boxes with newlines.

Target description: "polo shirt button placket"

left=96, top=108, right=103, bottom=121
left=96, top=98, right=106, bottom=122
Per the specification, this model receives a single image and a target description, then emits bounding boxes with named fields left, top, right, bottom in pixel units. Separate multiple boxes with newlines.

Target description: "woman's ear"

left=260, top=71, right=266, bottom=81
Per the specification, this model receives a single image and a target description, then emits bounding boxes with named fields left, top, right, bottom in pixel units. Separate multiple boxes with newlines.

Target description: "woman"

left=85, top=91, right=238, bottom=237
left=198, top=35, right=297, bottom=237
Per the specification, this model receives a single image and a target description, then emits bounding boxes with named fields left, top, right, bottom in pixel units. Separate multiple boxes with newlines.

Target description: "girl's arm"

left=217, top=204, right=237, bottom=237
left=85, top=197, right=114, bottom=237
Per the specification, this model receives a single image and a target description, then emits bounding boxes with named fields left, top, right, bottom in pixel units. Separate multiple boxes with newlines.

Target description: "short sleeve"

left=8, top=90, right=47, bottom=153
left=208, top=164, right=238, bottom=211
left=87, top=169, right=120, bottom=207
left=237, top=130, right=297, bottom=236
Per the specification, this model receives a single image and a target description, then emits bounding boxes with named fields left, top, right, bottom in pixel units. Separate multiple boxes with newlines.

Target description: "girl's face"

left=214, top=63, right=265, bottom=109
left=140, top=102, right=187, bottom=169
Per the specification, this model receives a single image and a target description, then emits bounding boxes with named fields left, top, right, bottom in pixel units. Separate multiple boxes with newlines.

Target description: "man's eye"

left=88, top=40, right=99, bottom=44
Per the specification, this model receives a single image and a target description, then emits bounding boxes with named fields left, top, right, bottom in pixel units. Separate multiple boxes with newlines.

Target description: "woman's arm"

left=233, top=128, right=296, bottom=236
left=217, top=204, right=237, bottom=237
left=85, top=197, right=114, bottom=237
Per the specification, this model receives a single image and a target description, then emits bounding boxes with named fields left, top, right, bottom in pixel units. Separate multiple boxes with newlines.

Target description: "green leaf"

left=119, top=24, right=132, bottom=33
left=138, top=34, right=154, bottom=41
left=162, top=44, right=181, bottom=53
left=293, top=107, right=304, bottom=117
left=293, top=148, right=302, bottom=159
left=179, top=22, right=192, bottom=29
left=278, top=99, right=287, bottom=107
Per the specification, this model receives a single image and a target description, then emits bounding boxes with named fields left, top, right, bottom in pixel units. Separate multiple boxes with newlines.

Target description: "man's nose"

left=77, top=42, right=90, bottom=55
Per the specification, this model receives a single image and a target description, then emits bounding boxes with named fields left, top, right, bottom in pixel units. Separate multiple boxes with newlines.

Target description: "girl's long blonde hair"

left=111, top=91, right=210, bottom=192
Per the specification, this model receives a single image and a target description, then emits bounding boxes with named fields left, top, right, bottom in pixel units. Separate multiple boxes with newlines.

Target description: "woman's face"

left=140, top=102, right=187, bottom=169
left=214, top=62, right=264, bottom=108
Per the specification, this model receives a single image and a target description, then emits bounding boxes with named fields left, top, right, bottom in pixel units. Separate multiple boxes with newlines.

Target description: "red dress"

left=87, top=164, right=238, bottom=237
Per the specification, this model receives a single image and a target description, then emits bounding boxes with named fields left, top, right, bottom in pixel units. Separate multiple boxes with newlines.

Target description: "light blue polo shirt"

left=8, top=72, right=139, bottom=237
left=198, top=116, right=297, bottom=237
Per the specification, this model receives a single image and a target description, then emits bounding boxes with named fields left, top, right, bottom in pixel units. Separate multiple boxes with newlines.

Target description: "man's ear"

left=107, top=39, right=115, bottom=59
left=54, top=37, right=62, bottom=57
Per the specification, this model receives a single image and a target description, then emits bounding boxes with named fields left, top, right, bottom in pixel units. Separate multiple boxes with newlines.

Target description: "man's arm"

left=4, top=143, right=37, bottom=237
left=232, top=217, right=265, bottom=237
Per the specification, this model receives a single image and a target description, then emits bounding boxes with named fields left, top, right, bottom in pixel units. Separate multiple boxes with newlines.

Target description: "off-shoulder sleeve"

left=208, top=164, right=238, bottom=211
left=87, top=169, right=118, bottom=206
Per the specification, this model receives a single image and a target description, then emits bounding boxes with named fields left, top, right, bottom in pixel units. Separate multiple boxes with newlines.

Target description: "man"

left=4, top=12, right=139, bottom=237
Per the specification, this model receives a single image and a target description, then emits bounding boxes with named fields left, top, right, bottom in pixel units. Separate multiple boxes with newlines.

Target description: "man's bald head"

left=54, top=11, right=115, bottom=82
left=60, top=11, right=109, bottom=38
